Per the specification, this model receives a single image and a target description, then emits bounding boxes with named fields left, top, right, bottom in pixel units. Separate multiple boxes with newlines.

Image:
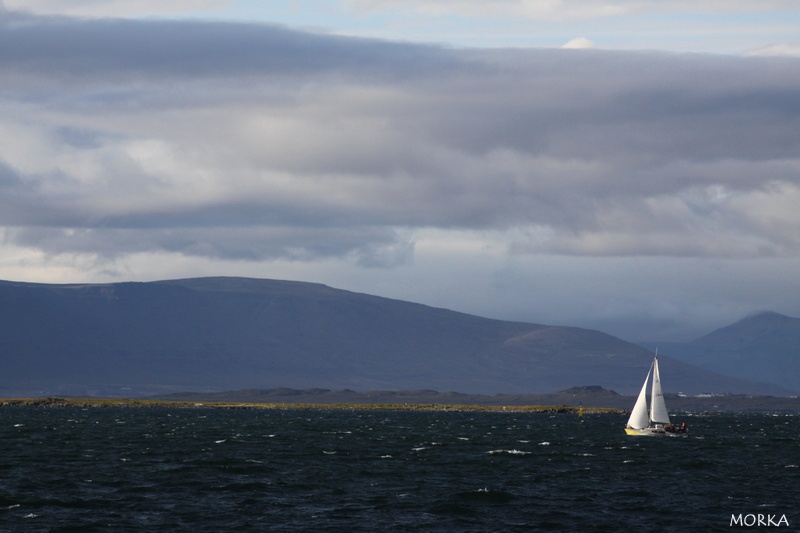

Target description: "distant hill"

left=641, top=311, right=800, bottom=392
left=0, top=277, right=790, bottom=397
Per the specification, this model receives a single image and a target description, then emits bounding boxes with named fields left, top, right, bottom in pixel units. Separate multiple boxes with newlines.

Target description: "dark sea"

left=0, top=407, right=798, bottom=532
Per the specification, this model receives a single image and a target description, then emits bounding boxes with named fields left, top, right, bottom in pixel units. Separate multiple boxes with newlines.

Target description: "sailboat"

left=625, top=351, right=687, bottom=436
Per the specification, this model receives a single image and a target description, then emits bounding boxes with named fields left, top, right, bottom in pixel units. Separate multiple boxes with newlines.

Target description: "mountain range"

left=641, top=311, right=800, bottom=393
left=0, top=277, right=793, bottom=397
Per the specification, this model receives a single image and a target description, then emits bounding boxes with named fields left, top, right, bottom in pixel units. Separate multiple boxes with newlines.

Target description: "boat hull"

left=625, top=425, right=687, bottom=437
left=625, top=427, right=667, bottom=436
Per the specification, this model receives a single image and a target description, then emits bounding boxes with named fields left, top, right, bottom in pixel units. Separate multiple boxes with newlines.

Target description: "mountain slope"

left=0, top=277, right=789, bottom=396
left=643, top=312, right=800, bottom=391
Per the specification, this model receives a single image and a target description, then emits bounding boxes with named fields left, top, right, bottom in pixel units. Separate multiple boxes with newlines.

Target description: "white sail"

left=649, top=355, right=671, bottom=424
left=627, top=366, right=651, bottom=429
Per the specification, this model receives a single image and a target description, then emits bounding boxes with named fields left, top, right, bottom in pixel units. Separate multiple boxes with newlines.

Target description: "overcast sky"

left=1, top=1, right=800, bottom=342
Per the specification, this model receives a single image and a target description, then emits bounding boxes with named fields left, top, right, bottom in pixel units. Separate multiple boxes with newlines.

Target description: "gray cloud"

left=4, top=1, right=229, bottom=18
left=0, top=12, right=457, bottom=81
left=8, top=225, right=410, bottom=265
left=2, top=10, right=800, bottom=269
left=344, top=0, right=800, bottom=18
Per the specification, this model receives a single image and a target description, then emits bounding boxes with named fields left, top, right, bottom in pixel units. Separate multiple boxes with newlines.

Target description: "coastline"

left=0, top=396, right=625, bottom=414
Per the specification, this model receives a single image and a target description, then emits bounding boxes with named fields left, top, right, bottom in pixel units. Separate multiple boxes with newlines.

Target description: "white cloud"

left=561, top=37, right=595, bottom=49
left=746, top=43, right=800, bottom=57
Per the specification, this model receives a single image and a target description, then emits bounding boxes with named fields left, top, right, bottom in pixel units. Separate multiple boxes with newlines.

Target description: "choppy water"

left=0, top=407, right=798, bottom=531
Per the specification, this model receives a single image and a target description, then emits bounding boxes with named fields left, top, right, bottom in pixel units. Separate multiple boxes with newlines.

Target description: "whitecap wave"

left=486, top=449, right=531, bottom=455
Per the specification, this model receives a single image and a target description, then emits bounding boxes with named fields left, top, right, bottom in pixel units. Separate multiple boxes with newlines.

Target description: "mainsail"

left=626, top=364, right=652, bottom=430
left=649, top=355, right=671, bottom=424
